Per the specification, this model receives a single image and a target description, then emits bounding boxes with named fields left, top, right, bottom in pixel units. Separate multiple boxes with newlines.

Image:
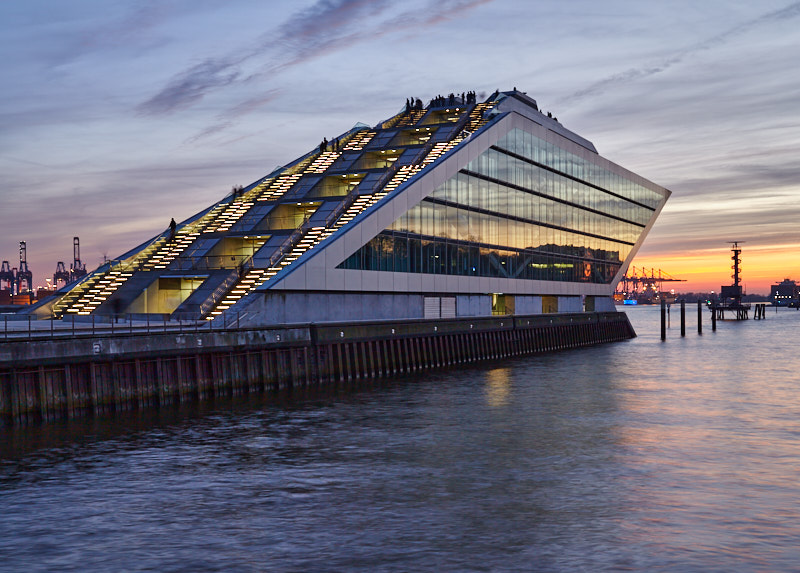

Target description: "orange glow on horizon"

left=633, top=244, right=800, bottom=295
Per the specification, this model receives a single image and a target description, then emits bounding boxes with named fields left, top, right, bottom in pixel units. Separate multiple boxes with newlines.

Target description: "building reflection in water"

left=485, top=367, right=512, bottom=408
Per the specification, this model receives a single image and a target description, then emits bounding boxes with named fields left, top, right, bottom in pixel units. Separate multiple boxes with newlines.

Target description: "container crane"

left=53, top=261, right=70, bottom=287
left=70, top=236, right=86, bottom=281
left=0, top=260, right=14, bottom=293
left=15, top=241, right=33, bottom=294
left=615, top=266, right=685, bottom=303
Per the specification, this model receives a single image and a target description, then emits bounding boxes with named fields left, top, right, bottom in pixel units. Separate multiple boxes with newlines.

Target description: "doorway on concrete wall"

left=491, top=293, right=515, bottom=315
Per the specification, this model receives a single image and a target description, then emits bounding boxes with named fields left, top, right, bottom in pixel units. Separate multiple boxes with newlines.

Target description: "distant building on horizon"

left=33, top=89, right=670, bottom=325
left=770, top=278, right=798, bottom=306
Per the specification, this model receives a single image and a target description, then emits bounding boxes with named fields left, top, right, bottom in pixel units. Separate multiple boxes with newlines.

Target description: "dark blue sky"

left=2, top=0, right=799, bottom=291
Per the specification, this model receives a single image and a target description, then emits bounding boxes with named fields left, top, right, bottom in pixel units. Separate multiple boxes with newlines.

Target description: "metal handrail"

left=1, top=313, right=212, bottom=342
left=199, top=270, right=239, bottom=317
left=269, top=217, right=312, bottom=267
left=198, top=254, right=256, bottom=317
left=324, top=184, right=363, bottom=228
left=371, top=162, right=401, bottom=197
left=1, top=310, right=629, bottom=345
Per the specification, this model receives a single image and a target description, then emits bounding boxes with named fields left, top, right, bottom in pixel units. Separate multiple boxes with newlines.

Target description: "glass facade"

left=339, top=128, right=662, bottom=285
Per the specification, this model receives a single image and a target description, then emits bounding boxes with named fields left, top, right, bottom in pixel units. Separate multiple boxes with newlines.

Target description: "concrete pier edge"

left=0, top=311, right=635, bottom=427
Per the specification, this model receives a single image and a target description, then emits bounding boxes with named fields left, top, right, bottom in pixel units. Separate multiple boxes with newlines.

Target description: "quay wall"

left=0, top=312, right=635, bottom=426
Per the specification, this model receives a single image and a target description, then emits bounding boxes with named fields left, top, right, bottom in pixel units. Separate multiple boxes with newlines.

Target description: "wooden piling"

left=680, top=299, right=686, bottom=337
left=697, top=300, right=702, bottom=334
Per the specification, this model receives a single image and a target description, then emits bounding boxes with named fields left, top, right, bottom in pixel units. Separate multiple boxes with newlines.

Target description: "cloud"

left=277, top=0, right=391, bottom=44
left=24, top=3, right=173, bottom=70
left=564, top=1, right=800, bottom=104
left=183, top=89, right=283, bottom=145
left=137, top=56, right=244, bottom=115
left=138, top=0, right=495, bottom=122
left=137, top=0, right=392, bottom=117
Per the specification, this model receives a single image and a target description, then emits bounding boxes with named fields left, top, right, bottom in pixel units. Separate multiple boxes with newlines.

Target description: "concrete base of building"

left=232, top=291, right=618, bottom=326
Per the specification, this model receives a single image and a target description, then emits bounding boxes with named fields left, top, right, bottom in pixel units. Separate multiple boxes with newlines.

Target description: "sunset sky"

left=2, top=1, right=799, bottom=294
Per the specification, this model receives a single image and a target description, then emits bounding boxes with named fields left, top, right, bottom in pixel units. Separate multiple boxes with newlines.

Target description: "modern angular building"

left=46, top=89, right=670, bottom=326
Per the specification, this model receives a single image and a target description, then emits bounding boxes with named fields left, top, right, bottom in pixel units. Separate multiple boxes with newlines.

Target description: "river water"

left=2, top=306, right=800, bottom=572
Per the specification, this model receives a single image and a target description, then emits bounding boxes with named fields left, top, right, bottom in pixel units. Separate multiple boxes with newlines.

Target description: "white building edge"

left=240, top=92, right=670, bottom=324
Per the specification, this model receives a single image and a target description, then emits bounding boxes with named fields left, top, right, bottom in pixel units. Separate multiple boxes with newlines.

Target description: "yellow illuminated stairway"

left=51, top=134, right=368, bottom=317
left=308, top=151, right=339, bottom=174
left=255, top=130, right=374, bottom=202
left=52, top=237, right=166, bottom=316
left=201, top=121, right=473, bottom=319
left=203, top=226, right=329, bottom=319
left=52, top=195, right=255, bottom=316
left=465, top=102, right=493, bottom=132
left=393, top=109, right=426, bottom=128
left=202, top=190, right=394, bottom=320
left=54, top=107, right=492, bottom=320
left=343, top=131, right=374, bottom=151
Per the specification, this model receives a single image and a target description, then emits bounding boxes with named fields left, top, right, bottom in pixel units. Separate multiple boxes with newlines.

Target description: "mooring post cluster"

left=660, top=297, right=770, bottom=340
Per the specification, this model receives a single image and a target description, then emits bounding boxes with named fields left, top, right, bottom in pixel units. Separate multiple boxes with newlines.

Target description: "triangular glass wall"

left=338, top=128, right=663, bottom=285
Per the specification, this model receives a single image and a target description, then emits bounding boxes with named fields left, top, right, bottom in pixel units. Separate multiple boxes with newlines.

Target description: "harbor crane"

left=16, top=241, right=33, bottom=294
left=0, top=260, right=14, bottom=292
left=616, top=266, right=685, bottom=302
left=71, top=236, right=86, bottom=281
left=53, top=261, right=70, bottom=287
left=54, top=237, right=88, bottom=287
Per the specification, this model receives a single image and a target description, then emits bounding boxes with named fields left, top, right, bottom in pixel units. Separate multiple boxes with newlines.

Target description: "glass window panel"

left=457, top=208, right=469, bottom=242
left=421, top=201, right=434, bottom=237
left=433, top=201, right=445, bottom=238
left=496, top=131, right=510, bottom=152
left=498, top=152, right=509, bottom=184
left=476, top=151, right=488, bottom=175
left=444, top=204, right=458, bottom=239
left=497, top=215, right=508, bottom=248
left=445, top=176, right=457, bottom=202
left=407, top=204, right=420, bottom=234
left=457, top=172, right=468, bottom=205
left=468, top=209, right=480, bottom=243
left=487, top=180, right=499, bottom=213
left=487, top=149, right=498, bottom=179
left=496, top=183, right=509, bottom=216
left=523, top=130, right=532, bottom=161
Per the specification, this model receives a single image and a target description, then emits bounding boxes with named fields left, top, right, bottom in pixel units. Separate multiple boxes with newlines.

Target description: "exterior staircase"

left=51, top=101, right=498, bottom=321
left=200, top=108, right=496, bottom=320
left=51, top=236, right=165, bottom=316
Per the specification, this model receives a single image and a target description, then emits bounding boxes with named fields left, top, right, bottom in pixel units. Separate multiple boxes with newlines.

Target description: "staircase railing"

left=198, top=255, right=256, bottom=318
left=445, top=103, right=475, bottom=143
left=325, top=183, right=367, bottom=228
left=371, top=162, right=401, bottom=197
left=268, top=217, right=312, bottom=267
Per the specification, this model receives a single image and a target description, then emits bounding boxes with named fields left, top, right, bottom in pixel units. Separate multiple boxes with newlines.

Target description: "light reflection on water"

left=2, top=306, right=800, bottom=571
left=484, top=367, right=512, bottom=408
